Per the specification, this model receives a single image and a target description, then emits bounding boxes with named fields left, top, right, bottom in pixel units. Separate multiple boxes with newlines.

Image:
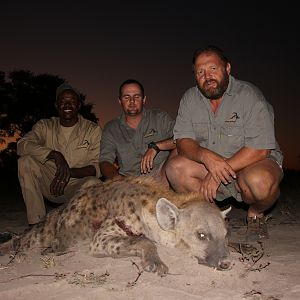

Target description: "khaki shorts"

left=216, top=180, right=242, bottom=202
left=216, top=154, right=283, bottom=202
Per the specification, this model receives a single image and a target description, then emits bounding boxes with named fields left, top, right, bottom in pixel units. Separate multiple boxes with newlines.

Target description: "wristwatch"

left=148, top=141, right=160, bottom=153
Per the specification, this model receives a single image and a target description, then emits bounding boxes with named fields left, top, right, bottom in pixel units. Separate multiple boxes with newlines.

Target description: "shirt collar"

left=224, top=75, right=234, bottom=96
left=120, top=109, right=147, bottom=128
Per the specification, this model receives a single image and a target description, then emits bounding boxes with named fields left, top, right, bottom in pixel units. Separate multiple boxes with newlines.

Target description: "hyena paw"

left=141, top=255, right=169, bottom=276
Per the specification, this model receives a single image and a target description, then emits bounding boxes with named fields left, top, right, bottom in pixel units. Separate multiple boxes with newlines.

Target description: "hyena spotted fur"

left=0, top=176, right=231, bottom=275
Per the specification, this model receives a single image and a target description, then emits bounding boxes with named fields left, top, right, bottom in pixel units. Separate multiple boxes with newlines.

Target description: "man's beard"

left=198, top=74, right=229, bottom=100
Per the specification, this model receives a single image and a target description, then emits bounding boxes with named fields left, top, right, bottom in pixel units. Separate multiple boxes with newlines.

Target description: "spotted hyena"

left=0, top=176, right=231, bottom=275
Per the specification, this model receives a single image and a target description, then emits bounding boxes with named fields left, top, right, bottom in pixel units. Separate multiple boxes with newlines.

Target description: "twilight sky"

left=1, top=1, right=299, bottom=169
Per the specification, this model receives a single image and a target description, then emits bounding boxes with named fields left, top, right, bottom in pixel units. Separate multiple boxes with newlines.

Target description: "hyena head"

left=156, top=197, right=231, bottom=270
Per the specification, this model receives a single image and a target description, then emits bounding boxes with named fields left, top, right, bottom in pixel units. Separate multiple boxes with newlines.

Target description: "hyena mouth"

left=196, top=256, right=210, bottom=266
left=195, top=256, right=232, bottom=271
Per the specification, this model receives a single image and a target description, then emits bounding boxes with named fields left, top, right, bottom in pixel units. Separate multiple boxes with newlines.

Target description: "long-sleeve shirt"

left=17, top=114, right=102, bottom=178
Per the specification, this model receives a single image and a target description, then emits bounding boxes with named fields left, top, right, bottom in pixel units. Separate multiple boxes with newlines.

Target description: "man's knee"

left=238, top=167, right=281, bottom=202
left=165, top=156, right=187, bottom=178
left=18, top=155, right=36, bottom=170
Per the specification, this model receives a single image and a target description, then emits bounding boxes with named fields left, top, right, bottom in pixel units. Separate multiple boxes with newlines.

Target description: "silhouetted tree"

left=0, top=69, right=98, bottom=133
left=0, top=69, right=98, bottom=169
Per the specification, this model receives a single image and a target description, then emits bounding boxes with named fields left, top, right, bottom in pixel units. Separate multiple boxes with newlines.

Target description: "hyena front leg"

left=89, top=218, right=168, bottom=276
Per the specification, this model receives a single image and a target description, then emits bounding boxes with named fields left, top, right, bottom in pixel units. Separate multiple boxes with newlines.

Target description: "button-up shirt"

left=17, top=114, right=102, bottom=178
left=174, top=76, right=283, bottom=164
left=100, top=108, right=175, bottom=176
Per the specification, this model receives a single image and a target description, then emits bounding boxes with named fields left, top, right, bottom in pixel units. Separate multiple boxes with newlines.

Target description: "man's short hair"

left=192, top=45, right=229, bottom=67
left=119, top=79, right=145, bottom=99
left=56, top=83, right=81, bottom=101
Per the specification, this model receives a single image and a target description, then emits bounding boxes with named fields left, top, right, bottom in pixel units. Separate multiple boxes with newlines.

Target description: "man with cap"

left=17, top=83, right=102, bottom=225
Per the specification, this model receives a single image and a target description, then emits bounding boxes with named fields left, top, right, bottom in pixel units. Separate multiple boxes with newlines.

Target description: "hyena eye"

left=196, top=232, right=207, bottom=241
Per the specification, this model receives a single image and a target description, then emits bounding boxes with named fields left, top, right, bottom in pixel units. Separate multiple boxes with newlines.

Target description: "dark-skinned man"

left=17, top=83, right=102, bottom=225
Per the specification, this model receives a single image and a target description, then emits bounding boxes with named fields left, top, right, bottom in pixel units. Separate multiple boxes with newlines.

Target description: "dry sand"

left=0, top=171, right=300, bottom=300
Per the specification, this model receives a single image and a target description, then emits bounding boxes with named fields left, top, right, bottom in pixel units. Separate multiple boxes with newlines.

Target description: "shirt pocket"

left=220, top=125, right=244, bottom=155
left=192, top=122, right=209, bottom=147
left=67, top=142, right=90, bottom=167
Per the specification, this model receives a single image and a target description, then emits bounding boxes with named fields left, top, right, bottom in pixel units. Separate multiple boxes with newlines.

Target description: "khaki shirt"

left=17, top=115, right=102, bottom=178
left=174, top=76, right=283, bottom=164
left=100, top=108, right=175, bottom=176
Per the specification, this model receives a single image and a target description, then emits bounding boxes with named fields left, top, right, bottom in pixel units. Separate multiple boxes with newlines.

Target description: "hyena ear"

left=156, top=198, right=180, bottom=231
left=221, top=206, right=232, bottom=219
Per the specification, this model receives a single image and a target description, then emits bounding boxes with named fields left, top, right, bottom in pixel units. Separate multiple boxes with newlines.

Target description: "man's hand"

left=140, top=148, right=157, bottom=174
left=48, top=151, right=70, bottom=196
left=201, top=150, right=236, bottom=185
left=177, top=138, right=236, bottom=184
left=200, top=173, right=221, bottom=203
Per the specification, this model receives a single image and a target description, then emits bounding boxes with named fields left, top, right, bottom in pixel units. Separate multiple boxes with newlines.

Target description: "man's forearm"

left=70, top=165, right=97, bottom=178
left=226, top=147, right=270, bottom=172
left=155, top=138, right=176, bottom=151
left=99, top=161, right=120, bottom=180
left=176, top=138, right=208, bottom=164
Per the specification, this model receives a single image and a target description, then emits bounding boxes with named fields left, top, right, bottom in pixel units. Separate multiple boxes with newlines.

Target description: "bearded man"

left=165, top=45, right=283, bottom=242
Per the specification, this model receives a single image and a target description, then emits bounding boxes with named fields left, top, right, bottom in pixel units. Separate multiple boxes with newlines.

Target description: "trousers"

left=18, top=155, right=100, bottom=224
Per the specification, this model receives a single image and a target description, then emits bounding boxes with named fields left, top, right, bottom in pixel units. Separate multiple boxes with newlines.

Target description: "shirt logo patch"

left=225, top=112, right=240, bottom=123
left=144, top=129, right=157, bottom=138
left=78, top=139, right=90, bottom=148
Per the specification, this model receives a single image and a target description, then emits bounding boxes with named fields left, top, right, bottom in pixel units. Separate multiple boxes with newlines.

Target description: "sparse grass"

left=0, top=270, right=109, bottom=286
left=230, top=242, right=270, bottom=278
left=67, top=270, right=110, bottom=286
left=127, top=261, right=143, bottom=287
left=243, top=289, right=281, bottom=300
left=40, top=256, right=56, bottom=268
left=4, top=247, right=25, bottom=266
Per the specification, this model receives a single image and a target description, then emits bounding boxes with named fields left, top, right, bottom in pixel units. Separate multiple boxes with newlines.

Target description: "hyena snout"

left=217, top=256, right=232, bottom=270
left=207, top=240, right=232, bottom=270
left=197, top=242, right=232, bottom=271
left=197, top=254, right=232, bottom=270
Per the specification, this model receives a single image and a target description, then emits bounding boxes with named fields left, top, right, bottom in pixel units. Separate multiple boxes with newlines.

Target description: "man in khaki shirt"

left=17, top=83, right=102, bottom=225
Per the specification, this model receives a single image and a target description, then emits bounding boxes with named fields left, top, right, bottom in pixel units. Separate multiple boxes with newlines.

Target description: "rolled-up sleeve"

left=99, top=124, right=117, bottom=164
left=159, top=111, right=175, bottom=137
left=17, top=120, right=53, bottom=164
left=244, top=94, right=276, bottom=150
left=88, top=126, right=102, bottom=178
left=173, top=92, right=197, bottom=141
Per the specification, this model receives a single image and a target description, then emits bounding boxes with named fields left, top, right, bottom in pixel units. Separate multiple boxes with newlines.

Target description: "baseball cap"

left=56, top=83, right=81, bottom=100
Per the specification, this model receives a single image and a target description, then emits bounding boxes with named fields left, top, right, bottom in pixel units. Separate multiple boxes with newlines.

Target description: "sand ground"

left=0, top=170, right=300, bottom=300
